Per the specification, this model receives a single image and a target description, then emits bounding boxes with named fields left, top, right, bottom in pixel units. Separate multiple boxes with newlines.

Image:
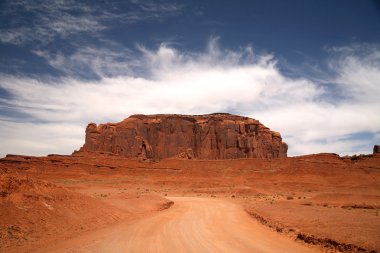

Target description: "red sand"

left=1, top=152, right=379, bottom=253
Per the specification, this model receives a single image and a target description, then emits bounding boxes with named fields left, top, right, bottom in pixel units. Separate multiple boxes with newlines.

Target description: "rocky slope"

left=79, top=113, right=287, bottom=160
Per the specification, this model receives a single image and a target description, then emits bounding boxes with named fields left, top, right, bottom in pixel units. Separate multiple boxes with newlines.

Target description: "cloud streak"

left=0, top=41, right=379, bottom=157
left=0, top=0, right=105, bottom=45
left=0, top=0, right=184, bottom=46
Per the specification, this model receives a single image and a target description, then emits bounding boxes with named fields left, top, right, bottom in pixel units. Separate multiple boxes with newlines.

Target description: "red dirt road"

left=42, top=197, right=318, bottom=253
left=2, top=153, right=379, bottom=252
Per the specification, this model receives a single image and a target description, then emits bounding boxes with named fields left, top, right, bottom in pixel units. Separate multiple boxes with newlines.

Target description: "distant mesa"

left=78, top=113, right=287, bottom=160
left=374, top=145, right=380, bottom=154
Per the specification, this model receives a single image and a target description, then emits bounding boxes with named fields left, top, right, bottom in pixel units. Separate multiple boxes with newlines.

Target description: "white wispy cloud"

left=33, top=46, right=137, bottom=78
left=0, top=119, right=84, bottom=156
left=0, top=0, right=105, bottom=45
left=330, top=45, right=380, bottom=102
left=256, top=44, right=380, bottom=155
left=0, top=41, right=379, bottom=157
left=125, top=0, right=184, bottom=22
left=0, top=0, right=184, bottom=45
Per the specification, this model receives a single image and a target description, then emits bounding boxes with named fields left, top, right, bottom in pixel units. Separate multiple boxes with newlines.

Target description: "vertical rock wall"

left=80, top=113, right=288, bottom=160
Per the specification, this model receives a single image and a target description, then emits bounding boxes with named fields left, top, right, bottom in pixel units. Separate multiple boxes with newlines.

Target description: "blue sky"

left=0, top=0, right=380, bottom=157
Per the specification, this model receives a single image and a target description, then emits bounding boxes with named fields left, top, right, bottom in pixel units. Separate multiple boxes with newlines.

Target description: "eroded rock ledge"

left=79, top=113, right=288, bottom=160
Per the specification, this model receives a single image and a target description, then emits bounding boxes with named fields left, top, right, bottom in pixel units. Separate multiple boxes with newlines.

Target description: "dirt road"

left=45, top=197, right=318, bottom=253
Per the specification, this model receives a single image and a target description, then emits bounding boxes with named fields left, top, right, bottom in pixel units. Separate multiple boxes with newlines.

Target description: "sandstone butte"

left=79, top=113, right=288, bottom=160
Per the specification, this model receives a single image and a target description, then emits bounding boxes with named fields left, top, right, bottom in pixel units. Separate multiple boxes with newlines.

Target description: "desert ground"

left=1, top=152, right=379, bottom=253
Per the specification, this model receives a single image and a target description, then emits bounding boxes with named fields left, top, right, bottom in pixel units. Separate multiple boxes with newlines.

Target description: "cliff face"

left=374, top=145, right=380, bottom=154
left=80, top=113, right=288, bottom=160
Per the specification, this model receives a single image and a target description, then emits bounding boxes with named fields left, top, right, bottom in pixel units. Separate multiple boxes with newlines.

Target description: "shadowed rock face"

left=374, top=145, right=380, bottom=154
left=79, top=113, right=288, bottom=160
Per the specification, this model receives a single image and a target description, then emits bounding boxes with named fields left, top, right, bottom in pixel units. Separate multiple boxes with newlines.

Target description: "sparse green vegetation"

left=93, top=193, right=109, bottom=198
left=5, top=225, right=21, bottom=239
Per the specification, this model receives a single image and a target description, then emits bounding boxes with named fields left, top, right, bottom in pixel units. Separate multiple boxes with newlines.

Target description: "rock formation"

left=79, top=113, right=288, bottom=160
left=374, top=145, right=380, bottom=154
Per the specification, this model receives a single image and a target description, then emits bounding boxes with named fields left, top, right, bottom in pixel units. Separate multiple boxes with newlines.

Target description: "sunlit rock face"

left=80, top=113, right=288, bottom=160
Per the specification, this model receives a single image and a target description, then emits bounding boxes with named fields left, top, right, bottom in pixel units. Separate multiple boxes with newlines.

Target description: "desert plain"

left=1, top=114, right=379, bottom=253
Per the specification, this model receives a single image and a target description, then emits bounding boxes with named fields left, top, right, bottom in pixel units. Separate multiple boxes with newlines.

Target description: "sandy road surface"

left=45, top=197, right=318, bottom=253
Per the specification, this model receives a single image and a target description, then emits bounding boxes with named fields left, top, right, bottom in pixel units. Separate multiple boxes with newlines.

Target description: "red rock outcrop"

left=374, top=145, right=380, bottom=154
left=79, top=113, right=287, bottom=160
